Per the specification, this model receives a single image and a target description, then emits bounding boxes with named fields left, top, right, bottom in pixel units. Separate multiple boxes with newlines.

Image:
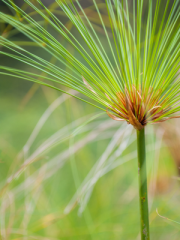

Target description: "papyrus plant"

left=0, top=0, right=179, bottom=239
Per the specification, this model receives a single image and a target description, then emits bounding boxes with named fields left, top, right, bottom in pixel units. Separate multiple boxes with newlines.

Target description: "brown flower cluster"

left=83, top=77, right=179, bottom=130
left=106, top=86, right=172, bottom=130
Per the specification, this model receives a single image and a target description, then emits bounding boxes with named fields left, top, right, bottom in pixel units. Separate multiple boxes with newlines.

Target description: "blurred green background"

left=0, top=1, right=180, bottom=239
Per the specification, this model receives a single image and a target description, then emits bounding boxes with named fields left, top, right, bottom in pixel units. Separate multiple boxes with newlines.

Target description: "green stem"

left=137, top=128, right=150, bottom=240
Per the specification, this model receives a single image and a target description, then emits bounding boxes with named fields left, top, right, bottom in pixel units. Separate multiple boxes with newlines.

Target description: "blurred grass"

left=0, top=1, right=180, bottom=239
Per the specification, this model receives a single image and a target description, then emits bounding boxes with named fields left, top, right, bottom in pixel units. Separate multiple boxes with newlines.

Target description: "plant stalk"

left=137, top=128, right=150, bottom=240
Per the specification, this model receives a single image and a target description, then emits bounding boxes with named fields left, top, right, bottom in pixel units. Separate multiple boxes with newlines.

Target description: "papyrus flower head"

left=106, top=85, right=179, bottom=130
left=0, top=0, right=179, bottom=129
left=83, top=77, right=179, bottom=130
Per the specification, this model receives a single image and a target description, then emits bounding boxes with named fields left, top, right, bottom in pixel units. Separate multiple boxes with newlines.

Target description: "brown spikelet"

left=106, top=85, right=179, bottom=130
left=82, top=77, right=180, bottom=129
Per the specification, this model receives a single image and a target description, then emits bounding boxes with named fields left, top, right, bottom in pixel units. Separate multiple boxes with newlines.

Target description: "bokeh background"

left=0, top=0, right=180, bottom=239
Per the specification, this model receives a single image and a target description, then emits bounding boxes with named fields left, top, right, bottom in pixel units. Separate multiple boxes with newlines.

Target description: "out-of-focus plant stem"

left=137, top=128, right=150, bottom=240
